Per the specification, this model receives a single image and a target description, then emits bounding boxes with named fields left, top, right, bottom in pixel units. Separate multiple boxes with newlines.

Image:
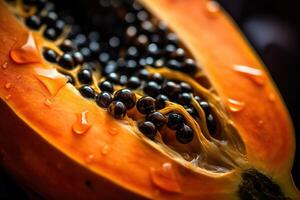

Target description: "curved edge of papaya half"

left=140, top=0, right=299, bottom=198
left=0, top=1, right=243, bottom=200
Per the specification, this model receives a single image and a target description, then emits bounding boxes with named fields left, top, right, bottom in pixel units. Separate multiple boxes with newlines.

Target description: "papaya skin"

left=0, top=0, right=298, bottom=200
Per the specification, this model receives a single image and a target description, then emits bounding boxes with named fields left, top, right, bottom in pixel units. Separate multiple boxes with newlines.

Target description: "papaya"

left=0, top=0, right=299, bottom=199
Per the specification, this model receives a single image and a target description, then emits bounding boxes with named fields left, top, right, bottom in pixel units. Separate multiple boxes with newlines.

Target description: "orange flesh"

left=0, top=0, right=299, bottom=199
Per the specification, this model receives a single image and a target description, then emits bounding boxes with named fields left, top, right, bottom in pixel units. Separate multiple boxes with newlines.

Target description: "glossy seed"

left=207, top=114, right=217, bottom=135
left=178, top=92, right=192, bottom=105
left=199, top=101, right=210, bottom=115
left=77, top=69, right=93, bottom=84
left=149, top=73, right=164, bottom=84
left=43, top=28, right=58, bottom=40
left=143, top=81, right=161, bottom=98
left=96, top=92, right=113, bottom=108
left=60, top=39, right=76, bottom=52
left=155, top=94, right=169, bottom=110
left=106, top=72, right=119, bottom=84
left=43, top=48, right=57, bottom=63
left=126, top=76, right=141, bottom=89
left=78, top=85, right=95, bottom=99
left=136, top=96, right=156, bottom=115
left=114, top=89, right=136, bottom=109
left=72, top=51, right=84, bottom=66
left=180, top=82, right=193, bottom=93
left=25, top=15, right=42, bottom=30
left=138, top=121, right=157, bottom=139
left=176, top=124, right=194, bottom=144
left=99, top=81, right=114, bottom=93
left=146, top=111, right=167, bottom=128
left=58, top=53, right=75, bottom=69
left=162, top=81, right=181, bottom=99
left=167, top=113, right=185, bottom=130
left=108, top=101, right=127, bottom=119
left=137, top=69, right=150, bottom=80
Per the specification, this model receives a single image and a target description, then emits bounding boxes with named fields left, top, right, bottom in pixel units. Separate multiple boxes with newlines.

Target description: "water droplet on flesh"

left=5, top=94, right=11, bottom=100
left=44, top=98, right=52, bottom=107
left=35, top=68, right=67, bottom=96
left=10, top=32, right=41, bottom=64
left=268, top=93, right=276, bottom=102
left=85, top=154, right=95, bottom=163
left=227, top=98, right=245, bottom=112
left=233, top=65, right=266, bottom=86
left=206, top=0, right=220, bottom=15
left=4, top=82, right=12, bottom=90
left=2, top=62, right=8, bottom=69
left=101, top=145, right=110, bottom=156
left=150, top=162, right=181, bottom=193
left=108, top=127, right=118, bottom=135
left=72, top=111, right=91, bottom=135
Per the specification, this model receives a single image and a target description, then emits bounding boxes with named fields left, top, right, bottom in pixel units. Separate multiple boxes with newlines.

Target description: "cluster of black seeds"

left=10, top=0, right=218, bottom=143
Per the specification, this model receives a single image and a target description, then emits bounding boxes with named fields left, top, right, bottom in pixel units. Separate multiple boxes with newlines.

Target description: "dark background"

left=0, top=0, right=299, bottom=199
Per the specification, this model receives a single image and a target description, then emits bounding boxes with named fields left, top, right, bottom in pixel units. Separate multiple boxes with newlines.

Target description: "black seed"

left=180, top=82, right=193, bottom=93
left=98, top=52, right=110, bottom=65
left=186, top=107, right=199, bottom=118
left=96, top=92, right=113, bottom=108
left=136, top=96, right=156, bottom=115
left=125, top=12, right=136, bottom=24
left=72, top=52, right=84, bottom=66
left=119, top=75, right=128, bottom=86
left=199, top=101, right=210, bottom=115
left=126, top=26, right=137, bottom=38
left=178, top=92, right=192, bottom=105
left=143, top=81, right=161, bottom=98
left=147, top=43, right=160, bottom=57
left=126, top=46, right=139, bottom=59
left=108, top=101, right=127, bottom=119
left=137, top=69, right=150, bottom=80
left=162, top=81, right=181, bottom=98
left=78, top=85, right=95, bottom=99
left=54, top=19, right=65, bottom=34
left=127, top=76, right=141, bottom=89
left=103, top=61, right=117, bottom=76
left=155, top=94, right=169, bottom=110
left=43, top=27, right=58, bottom=40
left=182, top=58, right=197, bottom=74
left=60, top=39, right=76, bottom=52
left=164, top=44, right=176, bottom=55
left=137, top=10, right=149, bottom=21
left=154, top=58, right=165, bottom=68
left=146, top=112, right=167, bottom=128
left=176, top=124, right=194, bottom=144
left=43, top=48, right=57, bottom=63
left=88, top=31, right=100, bottom=41
left=166, top=32, right=178, bottom=45
left=125, top=59, right=138, bottom=73
left=194, top=96, right=202, bottom=104
left=109, top=36, right=120, bottom=48
left=58, top=53, right=75, bottom=69
left=141, top=20, right=154, bottom=33
left=138, top=121, right=157, bottom=139
left=136, top=34, right=148, bottom=47
left=106, top=72, right=119, bottom=84
left=171, top=48, right=185, bottom=61
left=89, top=41, right=101, bottom=54
left=114, top=89, right=136, bottom=109
left=167, top=113, right=185, bottom=130
left=64, top=73, right=74, bottom=84
left=99, top=81, right=114, bottom=93
left=43, top=11, right=58, bottom=25
left=80, top=47, right=92, bottom=60
left=149, top=73, right=164, bottom=84
left=77, top=69, right=93, bottom=84
left=25, top=15, right=42, bottom=30
left=207, top=114, right=217, bottom=135
left=144, top=56, right=154, bottom=65
left=167, top=59, right=181, bottom=71
left=74, top=34, right=87, bottom=47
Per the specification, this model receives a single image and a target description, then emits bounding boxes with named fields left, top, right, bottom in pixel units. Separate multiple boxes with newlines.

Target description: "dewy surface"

left=4, top=0, right=247, bottom=173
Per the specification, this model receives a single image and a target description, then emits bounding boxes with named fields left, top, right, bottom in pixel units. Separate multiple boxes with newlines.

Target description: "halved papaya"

left=0, top=0, right=299, bottom=199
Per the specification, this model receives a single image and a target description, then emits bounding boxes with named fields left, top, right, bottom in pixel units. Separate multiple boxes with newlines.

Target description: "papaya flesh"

left=0, top=0, right=299, bottom=199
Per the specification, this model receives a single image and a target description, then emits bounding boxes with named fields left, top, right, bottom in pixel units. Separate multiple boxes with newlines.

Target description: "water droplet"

left=35, top=68, right=67, bottom=96
left=44, top=98, right=52, bottom=107
left=227, top=98, right=245, bottom=112
left=257, top=120, right=264, bottom=128
left=206, top=0, right=220, bottom=15
left=268, top=93, right=276, bottom=102
left=4, top=83, right=12, bottom=90
left=108, top=127, right=118, bottom=135
left=233, top=65, right=266, bottom=86
left=10, top=32, right=41, bottom=64
left=85, top=154, right=95, bottom=163
left=2, top=62, right=8, bottom=69
left=101, top=145, right=110, bottom=156
left=72, top=111, right=91, bottom=135
left=150, top=162, right=181, bottom=193
left=5, top=94, right=11, bottom=100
